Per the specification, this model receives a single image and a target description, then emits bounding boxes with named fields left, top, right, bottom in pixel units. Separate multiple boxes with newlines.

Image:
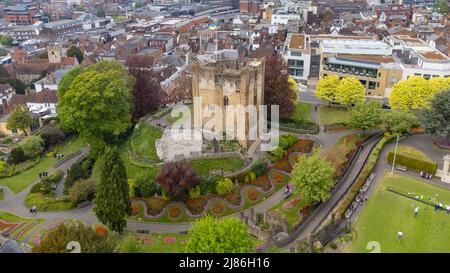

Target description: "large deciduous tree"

left=335, top=77, right=365, bottom=107
left=185, top=216, right=253, bottom=253
left=347, top=100, right=383, bottom=134
left=291, top=153, right=335, bottom=203
left=156, top=161, right=200, bottom=201
left=382, top=110, right=418, bottom=135
left=6, top=106, right=34, bottom=136
left=420, top=90, right=450, bottom=146
left=315, top=75, right=340, bottom=106
left=57, top=61, right=133, bottom=150
left=95, top=146, right=131, bottom=233
left=20, top=135, right=44, bottom=158
left=388, top=76, right=433, bottom=110
left=66, top=46, right=84, bottom=64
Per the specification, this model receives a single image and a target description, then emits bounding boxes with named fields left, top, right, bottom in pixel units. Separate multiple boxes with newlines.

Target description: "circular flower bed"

left=163, top=236, right=177, bottom=244
left=168, top=206, right=181, bottom=219
left=211, top=202, right=224, bottom=215
left=273, top=173, right=284, bottom=183
left=247, top=189, right=259, bottom=201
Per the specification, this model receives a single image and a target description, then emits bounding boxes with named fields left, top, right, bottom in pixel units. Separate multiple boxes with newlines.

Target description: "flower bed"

left=287, top=139, right=315, bottom=154
left=251, top=175, right=271, bottom=191
left=168, top=206, right=181, bottom=219
left=131, top=204, right=140, bottom=216
left=141, top=197, right=169, bottom=216
left=211, top=202, right=225, bottom=215
left=224, top=186, right=242, bottom=206
left=0, top=220, right=21, bottom=233
left=163, top=236, right=177, bottom=244
left=271, top=159, right=292, bottom=173
left=247, top=189, right=259, bottom=201
left=95, top=225, right=107, bottom=236
left=186, top=196, right=209, bottom=215
left=282, top=196, right=302, bottom=210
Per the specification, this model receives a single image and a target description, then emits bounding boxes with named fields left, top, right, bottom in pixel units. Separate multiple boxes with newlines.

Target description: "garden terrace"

left=0, top=211, right=45, bottom=242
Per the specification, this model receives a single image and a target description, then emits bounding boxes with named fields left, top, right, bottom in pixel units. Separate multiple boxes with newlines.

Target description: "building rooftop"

left=288, top=34, right=305, bottom=50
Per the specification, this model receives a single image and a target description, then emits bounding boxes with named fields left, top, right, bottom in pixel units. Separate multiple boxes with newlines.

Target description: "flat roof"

left=337, top=54, right=396, bottom=64
left=288, top=33, right=305, bottom=50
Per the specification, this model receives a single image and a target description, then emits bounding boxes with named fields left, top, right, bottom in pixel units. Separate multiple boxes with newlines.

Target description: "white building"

left=283, top=33, right=311, bottom=83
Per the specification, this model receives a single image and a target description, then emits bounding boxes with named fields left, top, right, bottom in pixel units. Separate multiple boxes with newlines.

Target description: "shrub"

left=199, top=176, right=218, bottom=195
left=42, top=170, right=64, bottom=184
left=330, top=242, right=338, bottom=250
left=249, top=172, right=256, bottom=181
left=40, top=126, right=65, bottom=148
left=215, top=178, right=234, bottom=196
left=64, top=162, right=90, bottom=194
left=268, top=147, right=286, bottom=162
left=211, top=202, right=224, bottom=214
left=247, top=189, right=258, bottom=201
left=8, top=146, right=26, bottom=164
left=134, top=174, right=158, bottom=197
left=188, top=185, right=201, bottom=199
left=168, top=206, right=181, bottom=218
left=68, top=178, right=96, bottom=204
left=20, top=135, right=44, bottom=158
left=156, top=161, right=200, bottom=201
left=279, top=134, right=299, bottom=150
left=30, top=181, right=52, bottom=194
left=387, top=152, right=438, bottom=174
left=244, top=174, right=250, bottom=184
left=251, top=160, right=268, bottom=177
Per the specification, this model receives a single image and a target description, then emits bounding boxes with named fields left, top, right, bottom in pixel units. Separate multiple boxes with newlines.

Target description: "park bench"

left=76, top=200, right=90, bottom=209
left=395, top=165, right=407, bottom=172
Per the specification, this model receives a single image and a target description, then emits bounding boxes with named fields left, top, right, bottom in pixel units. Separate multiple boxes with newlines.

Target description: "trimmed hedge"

left=387, top=152, right=438, bottom=175
left=386, top=186, right=435, bottom=207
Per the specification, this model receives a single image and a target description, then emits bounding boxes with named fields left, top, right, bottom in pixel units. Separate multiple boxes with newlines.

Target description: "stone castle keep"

left=191, top=56, right=265, bottom=149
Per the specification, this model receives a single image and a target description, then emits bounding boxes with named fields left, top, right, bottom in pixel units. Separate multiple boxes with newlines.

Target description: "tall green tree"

left=433, top=0, right=448, bottom=14
left=96, top=6, right=106, bottom=17
left=57, top=61, right=133, bottom=150
left=388, top=76, right=433, bottom=110
left=315, top=75, right=340, bottom=106
left=95, top=146, right=131, bottom=233
left=382, top=110, right=418, bottom=135
left=6, top=106, right=34, bottom=136
left=291, top=153, right=335, bottom=203
left=66, top=46, right=84, bottom=64
left=0, top=35, right=13, bottom=46
left=185, top=216, right=253, bottom=253
left=347, top=100, right=383, bottom=134
left=420, top=90, right=450, bottom=146
left=335, top=77, right=365, bottom=107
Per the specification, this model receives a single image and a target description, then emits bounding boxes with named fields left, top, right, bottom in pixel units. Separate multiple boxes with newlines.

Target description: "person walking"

left=414, top=207, right=419, bottom=217
left=32, top=205, right=37, bottom=214
left=397, top=231, right=404, bottom=241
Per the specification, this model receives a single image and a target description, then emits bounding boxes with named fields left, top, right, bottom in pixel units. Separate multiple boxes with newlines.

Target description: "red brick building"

left=4, top=3, right=39, bottom=25
left=240, top=0, right=260, bottom=16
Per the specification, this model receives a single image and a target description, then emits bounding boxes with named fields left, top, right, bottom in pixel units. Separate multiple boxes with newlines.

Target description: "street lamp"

left=390, top=134, right=400, bottom=176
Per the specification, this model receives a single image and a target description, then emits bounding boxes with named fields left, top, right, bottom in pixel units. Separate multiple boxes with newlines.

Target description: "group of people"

left=38, top=171, right=48, bottom=179
left=420, top=171, right=432, bottom=180
left=29, top=205, right=37, bottom=215
left=54, top=153, right=64, bottom=159
left=434, top=202, right=450, bottom=214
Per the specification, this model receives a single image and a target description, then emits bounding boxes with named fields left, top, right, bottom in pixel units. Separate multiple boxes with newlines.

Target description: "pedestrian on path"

left=397, top=231, right=404, bottom=241
left=414, top=207, right=419, bottom=217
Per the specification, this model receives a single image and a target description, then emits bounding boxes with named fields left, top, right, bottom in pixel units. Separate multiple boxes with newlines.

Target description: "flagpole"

left=391, top=134, right=400, bottom=176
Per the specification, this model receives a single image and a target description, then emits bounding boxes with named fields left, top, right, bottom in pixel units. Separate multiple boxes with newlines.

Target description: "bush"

left=199, top=176, right=218, bottom=195
left=42, top=170, right=64, bottom=184
left=8, top=146, right=26, bottom=164
left=64, top=162, right=90, bottom=194
left=268, top=147, right=286, bottom=162
left=215, top=178, right=234, bottom=196
left=68, top=178, right=96, bottom=204
left=188, top=185, right=201, bottom=199
left=249, top=172, right=256, bottom=181
left=387, top=152, right=438, bottom=174
left=251, top=160, right=268, bottom=177
left=134, top=174, right=158, bottom=197
left=330, top=242, right=338, bottom=250
left=20, top=135, right=44, bottom=158
left=30, top=181, right=52, bottom=194
left=279, top=134, right=299, bottom=150
left=40, top=126, right=65, bottom=148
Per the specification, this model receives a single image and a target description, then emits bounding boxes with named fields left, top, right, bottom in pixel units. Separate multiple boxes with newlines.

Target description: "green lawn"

left=0, top=138, right=86, bottom=193
left=292, top=103, right=312, bottom=123
left=135, top=232, right=189, bottom=253
left=130, top=123, right=163, bottom=161
left=165, top=104, right=193, bottom=125
left=388, top=145, right=431, bottom=161
left=349, top=174, right=450, bottom=253
left=24, top=192, right=74, bottom=211
left=317, top=105, right=351, bottom=125
left=190, top=157, right=245, bottom=177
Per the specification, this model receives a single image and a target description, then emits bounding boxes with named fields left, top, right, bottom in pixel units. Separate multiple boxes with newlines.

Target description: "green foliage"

left=118, top=235, right=144, bottom=253
left=95, top=146, right=131, bottom=233
left=250, top=159, right=268, bottom=177
left=389, top=76, right=436, bottom=110
left=279, top=134, right=299, bottom=150
left=215, top=178, right=234, bottom=196
left=268, top=146, right=286, bottom=162
left=347, top=100, right=383, bottom=132
left=199, top=176, right=218, bottom=195
left=40, top=126, right=65, bottom=148
left=420, top=90, right=450, bottom=145
left=335, top=77, right=365, bottom=106
left=291, top=153, right=335, bottom=202
left=66, top=46, right=84, bottom=64
left=186, top=216, right=253, bottom=253
left=0, top=35, right=13, bottom=46
left=134, top=0, right=145, bottom=8
left=68, top=178, right=96, bottom=204
left=64, top=162, right=90, bottom=194
left=433, top=0, right=448, bottom=14
left=387, top=152, right=438, bottom=174
left=8, top=146, right=26, bottom=164
left=188, top=185, right=201, bottom=199
left=42, top=170, right=64, bottom=184
left=32, top=224, right=117, bottom=253
left=96, top=6, right=106, bottom=17
left=134, top=173, right=158, bottom=197
left=382, top=110, right=418, bottom=135
left=57, top=61, right=133, bottom=150
left=316, top=75, right=340, bottom=103
left=6, top=106, right=34, bottom=136
left=20, top=136, right=44, bottom=158
left=0, top=160, right=7, bottom=174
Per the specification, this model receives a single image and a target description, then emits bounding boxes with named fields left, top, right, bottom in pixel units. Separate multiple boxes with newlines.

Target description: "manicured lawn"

left=190, top=157, right=245, bottom=177
left=0, top=138, right=86, bottom=193
left=24, top=193, right=74, bottom=211
left=388, top=145, right=431, bottom=161
left=349, top=174, right=450, bottom=253
left=130, top=123, right=163, bottom=161
left=292, top=102, right=312, bottom=123
left=270, top=194, right=312, bottom=232
left=317, top=105, right=351, bottom=125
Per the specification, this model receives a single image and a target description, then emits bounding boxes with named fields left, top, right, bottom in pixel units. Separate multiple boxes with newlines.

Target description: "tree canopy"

left=66, top=46, right=84, bottom=64
left=335, top=77, right=365, bottom=106
left=389, top=76, right=435, bottom=110
left=291, top=153, right=335, bottom=203
left=156, top=161, right=200, bottom=201
left=57, top=61, right=133, bottom=149
left=6, top=106, right=34, bottom=136
left=347, top=100, right=383, bottom=133
left=0, top=35, right=13, bottom=46
left=433, top=0, right=448, bottom=14
left=420, top=90, right=450, bottom=146
left=382, top=110, right=418, bottom=135
left=185, top=216, right=253, bottom=253
left=315, top=75, right=340, bottom=104
left=95, top=146, right=131, bottom=233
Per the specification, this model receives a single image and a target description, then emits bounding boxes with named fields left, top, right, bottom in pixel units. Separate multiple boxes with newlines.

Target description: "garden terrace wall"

left=386, top=152, right=438, bottom=175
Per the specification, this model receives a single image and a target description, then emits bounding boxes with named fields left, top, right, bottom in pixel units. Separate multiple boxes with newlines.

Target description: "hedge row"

left=386, top=152, right=438, bottom=175
left=335, top=133, right=396, bottom=217
left=386, top=187, right=435, bottom=207
left=279, top=124, right=319, bottom=135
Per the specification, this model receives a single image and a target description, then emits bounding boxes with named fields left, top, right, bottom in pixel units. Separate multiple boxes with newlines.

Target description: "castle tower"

left=47, top=44, right=63, bottom=64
